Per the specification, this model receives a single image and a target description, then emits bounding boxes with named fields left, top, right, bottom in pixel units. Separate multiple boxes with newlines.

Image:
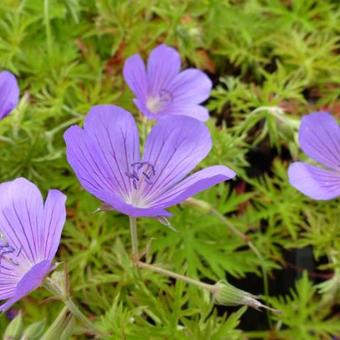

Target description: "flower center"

left=125, top=161, right=156, bottom=207
left=146, top=89, right=173, bottom=114
left=126, top=162, right=156, bottom=190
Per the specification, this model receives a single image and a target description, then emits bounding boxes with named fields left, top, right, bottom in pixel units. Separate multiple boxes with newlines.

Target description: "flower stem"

left=210, top=208, right=271, bottom=321
left=131, top=217, right=277, bottom=312
left=137, top=261, right=215, bottom=293
left=64, top=298, right=103, bottom=336
left=129, top=216, right=139, bottom=258
left=184, top=198, right=272, bottom=322
left=44, top=273, right=105, bottom=337
left=186, top=199, right=269, bottom=296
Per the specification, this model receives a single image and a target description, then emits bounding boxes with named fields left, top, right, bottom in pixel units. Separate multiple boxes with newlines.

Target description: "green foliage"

left=266, top=272, right=340, bottom=339
left=0, top=0, right=339, bottom=338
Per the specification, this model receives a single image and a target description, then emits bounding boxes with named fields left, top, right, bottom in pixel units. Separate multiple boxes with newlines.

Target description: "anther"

left=0, top=242, right=20, bottom=266
left=126, top=162, right=156, bottom=189
left=159, top=89, right=173, bottom=104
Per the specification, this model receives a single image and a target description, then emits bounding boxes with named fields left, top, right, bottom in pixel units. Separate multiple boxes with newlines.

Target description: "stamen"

left=126, top=162, right=156, bottom=190
left=159, top=89, right=173, bottom=104
left=0, top=239, right=21, bottom=267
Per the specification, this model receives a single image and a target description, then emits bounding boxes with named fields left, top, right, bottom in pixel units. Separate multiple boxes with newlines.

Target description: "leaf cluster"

left=0, top=0, right=339, bottom=338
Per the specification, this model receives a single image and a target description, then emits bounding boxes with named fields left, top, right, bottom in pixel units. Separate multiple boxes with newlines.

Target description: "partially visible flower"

left=64, top=105, right=235, bottom=217
left=0, top=178, right=66, bottom=312
left=0, top=71, right=19, bottom=120
left=288, top=112, right=340, bottom=200
left=123, top=44, right=212, bottom=121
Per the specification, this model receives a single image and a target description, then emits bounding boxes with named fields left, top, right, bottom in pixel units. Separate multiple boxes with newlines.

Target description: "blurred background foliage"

left=0, top=0, right=339, bottom=338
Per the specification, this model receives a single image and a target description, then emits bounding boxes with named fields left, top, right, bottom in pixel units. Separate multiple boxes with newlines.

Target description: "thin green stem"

left=0, top=136, right=15, bottom=145
left=44, top=0, right=53, bottom=56
left=141, top=114, right=148, bottom=142
left=129, top=216, right=139, bottom=257
left=211, top=207, right=250, bottom=242
left=64, top=298, right=103, bottom=336
left=210, top=207, right=272, bottom=326
left=137, top=261, right=215, bottom=292
left=185, top=199, right=272, bottom=324
left=43, top=278, right=105, bottom=337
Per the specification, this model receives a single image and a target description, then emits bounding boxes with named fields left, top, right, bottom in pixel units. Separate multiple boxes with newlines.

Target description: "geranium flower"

left=288, top=111, right=340, bottom=200
left=64, top=105, right=235, bottom=217
left=123, top=44, right=212, bottom=121
left=0, top=178, right=66, bottom=312
left=0, top=71, right=19, bottom=120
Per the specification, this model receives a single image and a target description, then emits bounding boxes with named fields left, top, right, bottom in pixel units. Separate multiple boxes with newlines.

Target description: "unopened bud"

left=212, top=281, right=280, bottom=313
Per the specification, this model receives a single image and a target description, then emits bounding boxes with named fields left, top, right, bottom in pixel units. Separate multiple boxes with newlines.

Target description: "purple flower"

left=64, top=105, right=235, bottom=217
left=288, top=112, right=340, bottom=200
left=0, top=71, right=20, bottom=120
left=123, top=44, right=212, bottom=121
left=0, top=178, right=66, bottom=312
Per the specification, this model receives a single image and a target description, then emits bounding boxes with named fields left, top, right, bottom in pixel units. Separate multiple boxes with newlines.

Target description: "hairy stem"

left=212, top=208, right=269, bottom=288
left=64, top=298, right=103, bottom=336
left=131, top=218, right=213, bottom=291
left=187, top=199, right=269, bottom=295
left=129, top=216, right=139, bottom=258
left=210, top=207, right=271, bottom=322
left=44, top=278, right=104, bottom=337
left=185, top=198, right=271, bottom=323
left=137, top=261, right=215, bottom=293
